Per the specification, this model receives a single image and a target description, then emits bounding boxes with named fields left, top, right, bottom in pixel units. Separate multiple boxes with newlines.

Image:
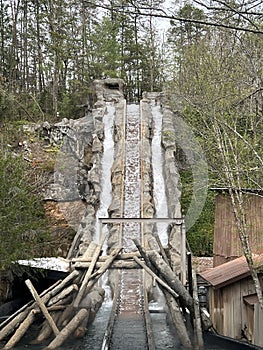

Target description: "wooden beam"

left=99, top=217, right=184, bottom=224
left=74, top=260, right=139, bottom=270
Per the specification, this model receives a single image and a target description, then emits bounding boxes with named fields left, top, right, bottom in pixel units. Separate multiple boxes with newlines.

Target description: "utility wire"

left=85, top=1, right=263, bottom=34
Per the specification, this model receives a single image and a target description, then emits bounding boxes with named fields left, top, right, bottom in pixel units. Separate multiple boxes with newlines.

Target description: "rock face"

left=161, top=102, right=182, bottom=273
left=40, top=79, right=182, bottom=269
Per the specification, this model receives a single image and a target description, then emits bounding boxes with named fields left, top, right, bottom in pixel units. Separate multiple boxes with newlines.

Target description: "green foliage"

left=180, top=170, right=215, bottom=256
left=0, top=152, right=50, bottom=270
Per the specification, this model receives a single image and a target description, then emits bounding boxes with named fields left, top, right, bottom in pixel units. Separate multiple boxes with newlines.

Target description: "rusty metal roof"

left=199, top=254, right=263, bottom=289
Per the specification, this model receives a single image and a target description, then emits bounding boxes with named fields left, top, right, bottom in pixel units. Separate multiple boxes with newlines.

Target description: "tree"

left=0, top=152, right=50, bottom=270
left=166, top=2, right=263, bottom=305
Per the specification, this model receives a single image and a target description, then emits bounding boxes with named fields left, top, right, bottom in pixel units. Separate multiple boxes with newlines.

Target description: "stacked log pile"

left=0, top=237, right=212, bottom=350
left=0, top=235, right=119, bottom=350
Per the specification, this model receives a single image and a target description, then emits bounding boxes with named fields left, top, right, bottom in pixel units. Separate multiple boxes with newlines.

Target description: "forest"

left=0, top=0, right=262, bottom=270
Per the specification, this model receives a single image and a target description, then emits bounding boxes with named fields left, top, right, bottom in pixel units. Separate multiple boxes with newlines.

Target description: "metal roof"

left=199, top=254, right=263, bottom=289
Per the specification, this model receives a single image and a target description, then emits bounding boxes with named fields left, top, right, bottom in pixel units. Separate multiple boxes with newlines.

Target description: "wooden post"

left=181, top=219, right=187, bottom=286
left=192, top=269, right=204, bottom=349
left=187, top=252, right=193, bottom=297
left=25, top=280, right=60, bottom=336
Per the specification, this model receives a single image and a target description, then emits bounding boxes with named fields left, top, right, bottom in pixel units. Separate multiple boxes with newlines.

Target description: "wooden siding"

left=213, top=194, right=263, bottom=266
left=208, top=275, right=263, bottom=347
left=254, top=304, right=263, bottom=346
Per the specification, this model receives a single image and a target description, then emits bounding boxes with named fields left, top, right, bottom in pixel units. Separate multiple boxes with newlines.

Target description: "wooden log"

left=73, top=233, right=107, bottom=308
left=0, top=309, right=29, bottom=342
left=1, top=312, right=34, bottom=349
left=192, top=269, right=204, bottom=349
left=151, top=233, right=171, bottom=266
left=0, top=279, right=62, bottom=331
left=74, top=260, right=139, bottom=269
left=163, top=290, right=193, bottom=349
left=0, top=270, right=79, bottom=343
left=89, top=247, right=122, bottom=279
left=72, top=251, right=140, bottom=262
left=73, top=308, right=90, bottom=338
left=31, top=312, right=61, bottom=345
left=147, top=250, right=194, bottom=314
left=1, top=309, right=37, bottom=350
left=81, top=241, right=98, bottom=260
left=85, top=247, right=122, bottom=292
left=43, top=309, right=89, bottom=350
left=48, top=270, right=80, bottom=297
left=47, top=284, right=79, bottom=306
left=25, top=280, right=59, bottom=336
left=133, top=256, right=178, bottom=299
left=133, top=239, right=153, bottom=268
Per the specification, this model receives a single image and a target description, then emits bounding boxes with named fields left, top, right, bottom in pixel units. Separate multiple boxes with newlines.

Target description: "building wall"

left=209, top=277, right=255, bottom=340
left=254, top=304, right=263, bottom=346
left=209, top=276, right=263, bottom=347
left=213, top=194, right=263, bottom=266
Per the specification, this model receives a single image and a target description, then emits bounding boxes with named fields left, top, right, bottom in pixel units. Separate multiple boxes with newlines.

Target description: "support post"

left=181, top=218, right=187, bottom=286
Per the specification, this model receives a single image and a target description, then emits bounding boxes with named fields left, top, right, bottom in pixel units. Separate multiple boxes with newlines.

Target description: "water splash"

left=95, top=103, right=115, bottom=247
left=151, top=105, right=169, bottom=245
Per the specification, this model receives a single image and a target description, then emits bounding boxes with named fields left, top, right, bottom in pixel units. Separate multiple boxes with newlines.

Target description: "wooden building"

left=199, top=254, right=263, bottom=348
left=211, top=188, right=263, bottom=266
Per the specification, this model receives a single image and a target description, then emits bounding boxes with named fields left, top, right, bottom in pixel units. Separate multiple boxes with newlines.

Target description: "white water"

left=122, top=104, right=141, bottom=252
left=151, top=105, right=169, bottom=245
left=95, top=104, right=115, bottom=247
